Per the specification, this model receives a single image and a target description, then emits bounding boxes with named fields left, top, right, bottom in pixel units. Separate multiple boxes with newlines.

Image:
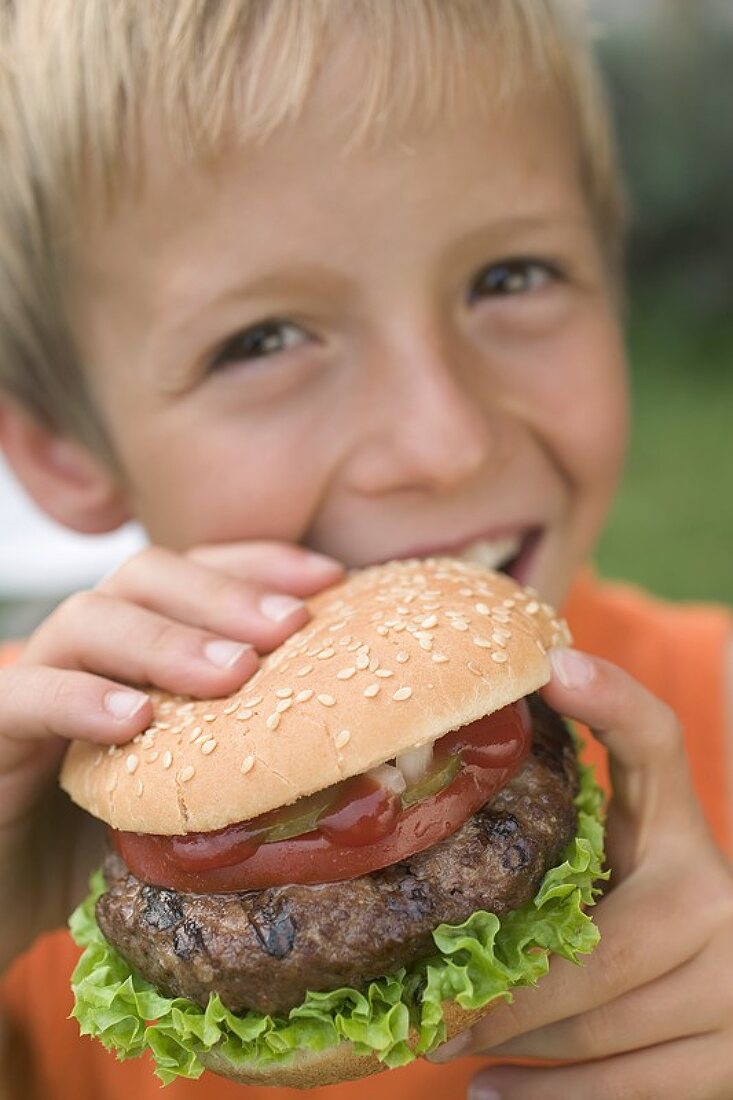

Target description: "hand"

left=430, top=649, right=733, bottom=1100
left=0, top=542, right=344, bottom=971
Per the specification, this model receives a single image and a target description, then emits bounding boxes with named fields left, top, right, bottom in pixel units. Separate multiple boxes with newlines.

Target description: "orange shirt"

left=1, top=570, right=730, bottom=1100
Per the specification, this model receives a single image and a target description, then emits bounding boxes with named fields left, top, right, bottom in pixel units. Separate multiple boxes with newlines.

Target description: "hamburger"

left=61, top=558, right=606, bottom=1087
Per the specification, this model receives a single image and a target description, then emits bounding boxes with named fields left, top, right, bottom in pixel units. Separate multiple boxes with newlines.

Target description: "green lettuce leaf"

left=69, top=752, right=607, bottom=1085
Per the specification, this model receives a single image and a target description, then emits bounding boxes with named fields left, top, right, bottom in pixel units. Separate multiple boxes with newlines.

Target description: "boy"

left=0, top=2, right=731, bottom=1098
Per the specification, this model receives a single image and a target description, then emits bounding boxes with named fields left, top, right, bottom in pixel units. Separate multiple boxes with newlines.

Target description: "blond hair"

left=0, top=0, right=624, bottom=465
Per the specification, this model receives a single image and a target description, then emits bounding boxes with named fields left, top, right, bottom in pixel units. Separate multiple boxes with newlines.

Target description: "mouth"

left=458, top=529, right=541, bottom=586
left=374, top=527, right=543, bottom=586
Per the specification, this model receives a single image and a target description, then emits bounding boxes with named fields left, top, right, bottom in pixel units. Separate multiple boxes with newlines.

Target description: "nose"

left=346, top=329, right=497, bottom=497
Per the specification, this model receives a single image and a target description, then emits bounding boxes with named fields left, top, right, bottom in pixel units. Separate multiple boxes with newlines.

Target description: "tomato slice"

left=110, top=699, right=532, bottom=893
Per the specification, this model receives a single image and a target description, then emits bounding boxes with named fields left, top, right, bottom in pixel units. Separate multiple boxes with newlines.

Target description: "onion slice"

left=395, top=743, right=434, bottom=786
left=367, top=763, right=407, bottom=795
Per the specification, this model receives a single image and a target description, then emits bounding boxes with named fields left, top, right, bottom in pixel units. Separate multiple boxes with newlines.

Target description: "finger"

left=19, top=591, right=259, bottom=697
left=541, top=649, right=710, bottom=866
left=98, top=546, right=318, bottom=652
left=0, top=666, right=153, bottom=829
left=431, top=844, right=721, bottom=1060
left=469, top=1033, right=729, bottom=1100
left=480, top=939, right=722, bottom=1061
left=186, top=541, right=345, bottom=595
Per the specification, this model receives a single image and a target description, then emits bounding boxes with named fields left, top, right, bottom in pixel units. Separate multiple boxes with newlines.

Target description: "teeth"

left=459, top=535, right=522, bottom=571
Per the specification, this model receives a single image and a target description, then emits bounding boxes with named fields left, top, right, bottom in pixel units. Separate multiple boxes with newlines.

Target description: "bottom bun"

left=198, top=1000, right=496, bottom=1088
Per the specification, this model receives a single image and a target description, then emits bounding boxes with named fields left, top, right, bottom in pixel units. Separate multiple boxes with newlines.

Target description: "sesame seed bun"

left=60, top=558, right=571, bottom=835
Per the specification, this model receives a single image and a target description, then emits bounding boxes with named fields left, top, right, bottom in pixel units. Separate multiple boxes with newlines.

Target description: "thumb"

left=539, top=649, right=710, bottom=876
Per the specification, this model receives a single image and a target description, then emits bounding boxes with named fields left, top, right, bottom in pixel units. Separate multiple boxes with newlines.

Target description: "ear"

left=0, top=399, right=131, bottom=534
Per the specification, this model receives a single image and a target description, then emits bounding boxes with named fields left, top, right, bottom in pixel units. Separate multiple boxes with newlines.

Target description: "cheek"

left=116, top=414, right=335, bottom=549
left=524, top=312, right=629, bottom=491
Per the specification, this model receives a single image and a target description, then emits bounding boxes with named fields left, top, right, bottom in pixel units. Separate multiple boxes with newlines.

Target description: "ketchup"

left=109, top=699, right=533, bottom=891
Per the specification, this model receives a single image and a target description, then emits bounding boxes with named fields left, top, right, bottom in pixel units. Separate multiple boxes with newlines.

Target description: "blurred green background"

left=592, top=0, right=733, bottom=604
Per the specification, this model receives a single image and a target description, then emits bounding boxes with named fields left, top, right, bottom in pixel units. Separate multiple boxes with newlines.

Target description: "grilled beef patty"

left=96, top=696, right=579, bottom=1016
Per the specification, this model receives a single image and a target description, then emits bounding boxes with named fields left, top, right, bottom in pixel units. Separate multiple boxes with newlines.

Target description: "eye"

left=468, top=258, right=563, bottom=303
left=211, top=319, right=308, bottom=368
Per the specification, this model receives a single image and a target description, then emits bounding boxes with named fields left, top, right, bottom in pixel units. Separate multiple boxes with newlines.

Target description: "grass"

left=596, top=307, right=733, bottom=605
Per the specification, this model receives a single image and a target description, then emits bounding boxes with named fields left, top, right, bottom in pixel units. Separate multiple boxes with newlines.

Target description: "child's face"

left=70, top=58, right=628, bottom=608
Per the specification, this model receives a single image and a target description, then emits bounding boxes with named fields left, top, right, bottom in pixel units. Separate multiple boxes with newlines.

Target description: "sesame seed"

left=503, top=599, right=516, bottom=609
left=317, top=694, right=336, bottom=707
left=375, top=668, right=394, bottom=678
left=296, top=664, right=313, bottom=677
left=189, top=726, right=203, bottom=743
left=105, top=774, right=118, bottom=793
left=156, top=722, right=171, bottom=730
left=296, top=689, right=314, bottom=703
left=369, top=657, right=380, bottom=672
left=363, top=684, right=380, bottom=698
left=376, top=625, right=389, bottom=636
left=467, top=662, right=484, bottom=677
left=276, top=698, right=293, bottom=714
left=163, top=751, right=173, bottom=769
left=266, top=713, right=281, bottom=730
left=125, top=754, right=139, bottom=774
left=356, top=654, right=369, bottom=670
left=450, top=620, right=469, bottom=631
left=338, top=635, right=352, bottom=646
left=420, top=614, right=438, bottom=629
left=473, top=637, right=492, bottom=649
left=223, top=702, right=238, bottom=715
left=393, top=621, right=407, bottom=632
left=526, top=600, right=540, bottom=615
left=93, top=750, right=104, bottom=767
left=276, top=688, right=293, bottom=698
left=240, top=755, right=255, bottom=774
left=335, top=729, right=351, bottom=748
left=329, top=620, right=348, bottom=632
left=347, top=641, right=361, bottom=651
left=244, top=695, right=263, bottom=707
left=201, top=739, right=217, bottom=755
left=459, top=587, right=474, bottom=597
left=396, top=651, right=410, bottom=663
left=337, top=667, right=356, bottom=680
left=136, top=778, right=144, bottom=797
left=317, top=647, right=335, bottom=660
left=432, top=653, right=449, bottom=663
left=393, top=687, right=413, bottom=701
left=132, top=733, right=144, bottom=745
left=419, top=637, right=433, bottom=651
left=147, top=750, right=159, bottom=763
left=475, top=602, right=491, bottom=616
left=491, top=651, right=508, bottom=664
left=203, top=713, right=217, bottom=723
left=423, top=602, right=441, bottom=611
left=492, top=633, right=508, bottom=648
left=107, top=745, right=120, bottom=757
left=178, top=765, right=195, bottom=782
left=236, top=709, right=253, bottom=721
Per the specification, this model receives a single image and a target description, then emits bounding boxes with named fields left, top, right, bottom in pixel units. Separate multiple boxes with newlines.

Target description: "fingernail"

left=260, top=593, right=306, bottom=623
left=469, top=1084, right=502, bottom=1100
left=204, top=639, right=253, bottom=669
left=304, top=551, right=343, bottom=573
left=427, top=1030, right=472, bottom=1063
left=104, top=689, right=149, bottom=721
left=550, top=647, right=595, bottom=689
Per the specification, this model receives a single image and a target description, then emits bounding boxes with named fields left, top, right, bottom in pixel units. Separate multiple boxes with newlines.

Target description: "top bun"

left=60, top=559, right=571, bottom=834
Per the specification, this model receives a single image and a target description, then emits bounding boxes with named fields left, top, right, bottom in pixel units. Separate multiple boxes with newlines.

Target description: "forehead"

left=69, top=2, right=577, bottom=222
